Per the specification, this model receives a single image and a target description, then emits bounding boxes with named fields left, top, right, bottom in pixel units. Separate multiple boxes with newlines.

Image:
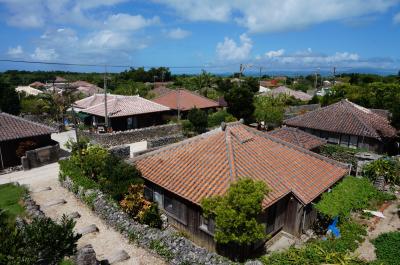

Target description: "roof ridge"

left=183, top=89, right=219, bottom=104
left=0, top=112, right=56, bottom=132
left=224, top=129, right=237, bottom=185
left=342, top=100, right=380, bottom=139
left=137, top=95, right=171, bottom=110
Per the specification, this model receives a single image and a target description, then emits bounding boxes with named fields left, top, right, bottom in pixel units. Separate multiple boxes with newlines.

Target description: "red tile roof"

left=0, top=112, right=56, bottom=142
left=268, top=127, right=327, bottom=150
left=133, top=122, right=349, bottom=208
left=149, top=87, right=173, bottom=98
left=74, top=94, right=170, bottom=118
left=284, top=99, right=397, bottom=140
left=29, top=81, right=45, bottom=88
left=265, top=86, right=312, bottom=101
left=152, top=89, right=219, bottom=111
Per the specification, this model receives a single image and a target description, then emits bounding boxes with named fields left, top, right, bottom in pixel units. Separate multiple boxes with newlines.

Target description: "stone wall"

left=109, top=145, right=130, bottom=159
left=147, top=134, right=186, bottom=149
left=80, top=124, right=182, bottom=147
left=21, top=143, right=60, bottom=170
left=59, top=176, right=235, bottom=265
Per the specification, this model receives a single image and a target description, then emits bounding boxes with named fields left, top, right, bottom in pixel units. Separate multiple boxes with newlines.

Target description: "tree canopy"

left=201, top=178, right=269, bottom=246
left=254, top=95, right=286, bottom=128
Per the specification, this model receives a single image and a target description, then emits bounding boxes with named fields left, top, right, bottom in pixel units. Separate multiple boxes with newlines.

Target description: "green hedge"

left=372, top=232, right=400, bottom=265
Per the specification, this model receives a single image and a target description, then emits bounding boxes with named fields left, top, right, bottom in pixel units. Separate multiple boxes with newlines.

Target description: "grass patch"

left=149, top=239, right=174, bottom=261
left=0, top=183, right=26, bottom=221
left=372, top=231, right=400, bottom=265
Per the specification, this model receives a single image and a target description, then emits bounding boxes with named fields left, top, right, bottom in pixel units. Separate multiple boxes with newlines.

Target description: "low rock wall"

left=21, top=143, right=60, bottom=170
left=147, top=134, right=185, bottom=149
left=59, top=176, right=234, bottom=265
left=80, top=124, right=182, bottom=147
left=108, top=145, right=130, bottom=159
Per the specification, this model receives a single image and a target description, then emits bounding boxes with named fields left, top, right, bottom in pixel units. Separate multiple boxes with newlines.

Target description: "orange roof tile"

left=284, top=99, right=397, bottom=140
left=132, top=122, right=349, bottom=208
left=152, top=89, right=219, bottom=111
left=268, top=127, right=327, bottom=150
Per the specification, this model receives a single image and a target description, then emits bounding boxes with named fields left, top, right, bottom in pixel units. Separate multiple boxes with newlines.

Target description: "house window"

left=349, top=135, right=358, bottom=148
left=144, top=186, right=153, bottom=201
left=199, top=215, right=215, bottom=235
left=154, top=189, right=163, bottom=208
left=127, top=117, right=133, bottom=129
left=340, top=134, right=350, bottom=147
left=328, top=133, right=340, bottom=144
left=164, top=194, right=187, bottom=224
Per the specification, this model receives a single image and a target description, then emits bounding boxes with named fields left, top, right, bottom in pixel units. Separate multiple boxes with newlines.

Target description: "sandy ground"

left=355, top=197, right=400, bottom=261
left=0, top=163, right=164, bottom=265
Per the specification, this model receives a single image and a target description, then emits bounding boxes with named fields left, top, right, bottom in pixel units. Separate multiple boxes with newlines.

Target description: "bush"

left=201, top=178, right=269, bottom=246
left=372, top=232, right=400, bottom=265
left=140, top=203, right=163, bottom=229
left=319, top=144, right=362, bottom=169
left=0, top=211, right=80, bottom=265
left=207, top=109, right=237, bottom=128
left=181, top=119, right=195, bottom=136
left=315, top=176, right=390, bottom=218
left=120, top=184, right=152, bottom=221
left=99, top=155, right=143, bottom=201
left=187, top=107, right=208, bottom=134
left=363, top=158, right=400, bottom=185
left=59, top=158, right=99, bottom=190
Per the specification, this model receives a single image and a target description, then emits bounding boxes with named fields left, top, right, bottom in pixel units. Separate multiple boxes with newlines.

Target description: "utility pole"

left=333, top=66, right=336, bottom=85
left=104, top=65, right=109, bottom=129
left=177, top=88, right=181, bottom=121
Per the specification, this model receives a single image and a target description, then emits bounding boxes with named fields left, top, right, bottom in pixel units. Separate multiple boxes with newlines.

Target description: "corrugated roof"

left=284, top=99, right=397, bottom=140
left=268, top=127, right=327, bottom=150
left=74, top=94, right=170, bottom=118
left=132, top=122, right=349, bottom=208
left=0, top=112, right=56, bottom=142
left=152, top=89, right=219, bottom=111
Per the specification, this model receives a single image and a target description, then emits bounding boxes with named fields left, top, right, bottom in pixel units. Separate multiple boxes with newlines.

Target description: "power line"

left=0, top=58, right=237, bottom=70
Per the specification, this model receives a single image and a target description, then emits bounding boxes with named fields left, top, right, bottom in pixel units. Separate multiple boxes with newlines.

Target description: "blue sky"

left=0, top=0, right=400, bottom=74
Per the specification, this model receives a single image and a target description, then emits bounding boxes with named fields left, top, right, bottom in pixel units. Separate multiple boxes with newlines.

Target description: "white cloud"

left=7, top=45, right=24, bottom=57
left=165, top=28, right=191, bottom=39
left=156, top=0, right=400, bottom=32
left=31, top=48, right=59, bottom=61
left=265, top=49, right=285, bottom=58
left=104, top=13, right=160, bottom=31
left=156, top=0, right=231, bottom=22
left=394, top=12, right=400, bottom=23
left=85, top=30, right=131, bottom=50
left=216, top=34, right=253, bottom=61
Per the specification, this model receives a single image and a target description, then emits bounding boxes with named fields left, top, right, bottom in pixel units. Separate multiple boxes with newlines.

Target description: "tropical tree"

left=201, top=178, right=269, bottom=248
left=254, top=95, right=286, bottom=129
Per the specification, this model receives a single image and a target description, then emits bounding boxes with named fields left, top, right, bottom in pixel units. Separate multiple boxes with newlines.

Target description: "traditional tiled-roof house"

left=0, top=112, right=57, bottom=168
left=284, top=99, right=398, bottom=153
left=263, top=86, right=313, bottom=101
left=131, top=122, right=349, bottom=251
left=268, top=126, right=327, bottom=151
left=152, top=89, right=219, bottom=118
left=74, top=94, right=170, bottom=131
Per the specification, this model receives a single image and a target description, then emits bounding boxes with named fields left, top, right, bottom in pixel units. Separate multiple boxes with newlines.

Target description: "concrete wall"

left=80, top=124, right=182, bottom=147
left=21, top=142, right=60, bottom=170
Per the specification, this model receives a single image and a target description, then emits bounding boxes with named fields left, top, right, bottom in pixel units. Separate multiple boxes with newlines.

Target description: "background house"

left=262, top=86, right=313, bottom=101
left=284, top=99, right=398, bottom=153
left=132, top=122, right=349, bottom=252
left=74, top=94, right=170, bottom=131
left=151, top=89, right=220, bottom=118
left=0, top=112, right=57, bottom=168
left=268, top=126, right=327, bottom=151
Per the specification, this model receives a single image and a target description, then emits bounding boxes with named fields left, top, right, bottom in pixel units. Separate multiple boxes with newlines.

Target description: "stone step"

left=107, top=250, right=130, bottom=264
left=78, top=224, right=99, bottom=236
left=68, top=211, right=81, bottom=219
left=31, top=186, right=52, bottom=193
left=42, top=199, right=66, bottom=208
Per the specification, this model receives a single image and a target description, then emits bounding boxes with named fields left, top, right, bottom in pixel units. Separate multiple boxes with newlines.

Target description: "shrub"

left=187, top=107, right=208, bottom=134
left=319, top=144, right=360, bottom=169
left=99, top=155, right=143, bottom=201
left=363, top=158, right=400, bottom=185
left=372, top=232, right=400, bottom=265
left=59, top=158, right=98, bottom=190
left=140, top=203, right=163, bottom=229
left=201, top=178, right=269, bottom=246
left=315, top=176, right=390, bottom=218
left=80, top=145, right=109, bottom=181
left=181, top=119, right=195, bottom=136
left=0, top=212, right=80, bottom=265
left=207, top=109, right=237, bottom=128
left=120, top=184, right=152, bottom=221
